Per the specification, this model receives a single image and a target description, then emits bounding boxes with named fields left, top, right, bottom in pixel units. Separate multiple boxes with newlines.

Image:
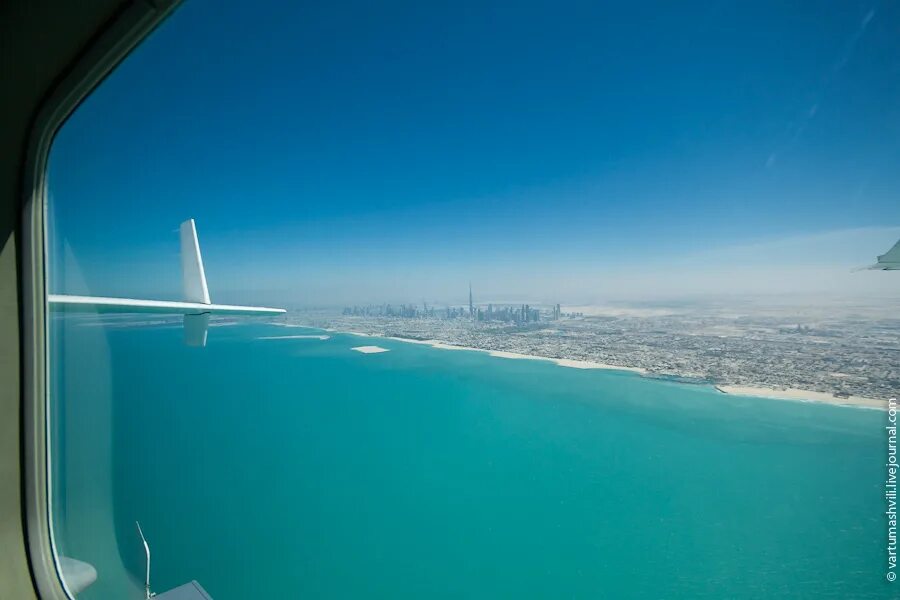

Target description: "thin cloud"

left=766, top=6, right=877, bottom=168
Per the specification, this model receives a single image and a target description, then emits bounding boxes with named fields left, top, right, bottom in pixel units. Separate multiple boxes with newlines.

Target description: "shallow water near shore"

left=51, top=320, right=891, bottom=599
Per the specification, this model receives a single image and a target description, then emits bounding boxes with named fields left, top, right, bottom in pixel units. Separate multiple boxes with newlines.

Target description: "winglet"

left=49, top=220, right=285, bottom=348
left=181, top=219, right=212, bottom=346
left=876, top=238, right=900, bottom=268
left=180, top=219, right=211, bottom=304
left=859, top=237, right=900, bottom=271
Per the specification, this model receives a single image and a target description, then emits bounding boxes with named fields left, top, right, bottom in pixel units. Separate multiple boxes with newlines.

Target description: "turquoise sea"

left=50, top=319, right=891, bottom=599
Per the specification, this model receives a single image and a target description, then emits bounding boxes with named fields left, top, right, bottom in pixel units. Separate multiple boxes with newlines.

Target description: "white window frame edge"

left=21, top=2, right=181, bottom=598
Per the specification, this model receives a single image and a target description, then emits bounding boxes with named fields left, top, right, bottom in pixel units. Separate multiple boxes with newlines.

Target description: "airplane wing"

left=47, top=295, right=284, bottom=315
left=48, top=219, right=285, bottom=346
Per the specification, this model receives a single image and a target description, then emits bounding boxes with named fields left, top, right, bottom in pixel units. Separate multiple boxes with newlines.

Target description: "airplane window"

left=46, top=1, right=899, bottom=598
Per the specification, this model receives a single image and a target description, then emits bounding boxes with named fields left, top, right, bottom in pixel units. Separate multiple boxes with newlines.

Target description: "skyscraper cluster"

left=341, top=284, right=564, bottom=324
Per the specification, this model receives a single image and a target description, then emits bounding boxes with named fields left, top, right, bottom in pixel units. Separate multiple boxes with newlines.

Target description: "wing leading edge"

left=47, top=295, right=284, bottom=315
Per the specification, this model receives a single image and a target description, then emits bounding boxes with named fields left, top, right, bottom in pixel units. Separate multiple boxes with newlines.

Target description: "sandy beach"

left=715, top=385, right=887, bottom=410
left=386, top=336, right=887, bottom=410
left=385, top=337, right=646, bottom=373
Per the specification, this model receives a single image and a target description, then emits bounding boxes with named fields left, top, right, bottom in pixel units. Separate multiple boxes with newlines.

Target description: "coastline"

left=384, top=336, right=648, bottom=374
left=714, top=385, right=886, bottom=411
left=277, top=322, right=888, bottom=411
left=384, top=335, right=887, bottom=410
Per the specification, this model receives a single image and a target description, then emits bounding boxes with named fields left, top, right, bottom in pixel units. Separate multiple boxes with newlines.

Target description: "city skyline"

left=342, top=281, right=561, bottom=324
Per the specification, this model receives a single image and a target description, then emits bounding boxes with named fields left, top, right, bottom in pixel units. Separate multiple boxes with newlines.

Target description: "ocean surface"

left=49, top=319, right=891, bottom=599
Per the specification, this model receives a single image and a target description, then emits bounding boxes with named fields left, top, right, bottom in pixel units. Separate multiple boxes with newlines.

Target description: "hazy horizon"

left=46, top=1, right=900, bottom=309
left=52, top=223, right=900, bottom=309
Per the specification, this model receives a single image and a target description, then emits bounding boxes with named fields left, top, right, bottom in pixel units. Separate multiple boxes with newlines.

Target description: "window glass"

left=48, top=2, right=900, bottom=598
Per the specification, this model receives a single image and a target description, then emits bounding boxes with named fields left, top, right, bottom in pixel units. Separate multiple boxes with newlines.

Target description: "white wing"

left=48, top=295, right=284, bottom=315
left=48, top=219, right=285, bottom=345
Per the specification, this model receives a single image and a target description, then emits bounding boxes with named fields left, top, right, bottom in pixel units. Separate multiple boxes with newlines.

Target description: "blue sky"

left=48, top=1, right=900, bottom=306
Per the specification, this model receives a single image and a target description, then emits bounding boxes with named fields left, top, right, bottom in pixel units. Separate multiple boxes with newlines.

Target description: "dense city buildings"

left=294, top=287, right=900, bottom=401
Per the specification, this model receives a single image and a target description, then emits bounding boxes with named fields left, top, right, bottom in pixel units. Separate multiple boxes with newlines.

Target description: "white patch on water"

left=257, top=335, right=330, bottom=340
